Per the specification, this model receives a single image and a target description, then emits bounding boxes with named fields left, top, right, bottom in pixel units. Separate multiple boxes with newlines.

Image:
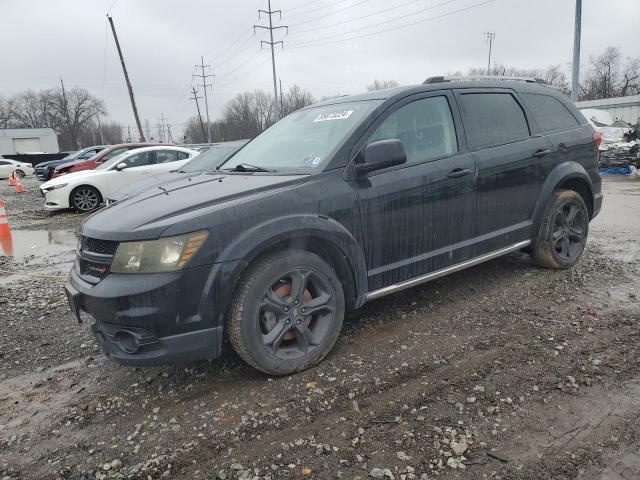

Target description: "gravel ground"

left=0, top=176, right=639, bottom=480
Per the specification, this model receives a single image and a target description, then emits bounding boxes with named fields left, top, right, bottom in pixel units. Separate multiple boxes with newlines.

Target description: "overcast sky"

left=1, top=0, right=638, bottom=139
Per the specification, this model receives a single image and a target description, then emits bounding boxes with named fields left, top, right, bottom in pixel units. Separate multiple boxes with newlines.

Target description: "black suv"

left=65, top=77, right=602, bottom=375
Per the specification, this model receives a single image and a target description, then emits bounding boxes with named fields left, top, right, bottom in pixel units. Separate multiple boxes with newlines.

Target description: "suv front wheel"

left=228, top=249, right=345, bottom=375
left=532, top=189, right=589, bottom=269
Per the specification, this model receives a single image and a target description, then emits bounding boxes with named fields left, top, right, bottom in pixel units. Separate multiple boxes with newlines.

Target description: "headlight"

left=42, top=183, right=68, bottom=192
left=110, top=231, right=208, bottom=273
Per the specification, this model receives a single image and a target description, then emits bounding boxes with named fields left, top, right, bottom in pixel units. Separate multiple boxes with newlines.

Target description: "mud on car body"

left=66, top=77, right=602, bottom=375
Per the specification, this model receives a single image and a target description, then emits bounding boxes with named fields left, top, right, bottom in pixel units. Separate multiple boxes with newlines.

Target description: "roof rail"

left=423, top=75, right=548, bottom=85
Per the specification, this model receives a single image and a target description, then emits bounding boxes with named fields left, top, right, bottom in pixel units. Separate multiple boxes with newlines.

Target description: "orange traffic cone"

left=8, top=172, right=16, bottom=187
left=0, top=199, right=13, bottom=256
left=16, top=177, right=24, bottom=193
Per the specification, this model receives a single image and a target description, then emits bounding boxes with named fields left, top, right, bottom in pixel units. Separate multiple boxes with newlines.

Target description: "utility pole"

left=190, top=86, right=207, bottom=140
left=158, top=113, right=167, bottom=143
left=107, top=14, right=146, bottom=141
left=279, top=77, right=284, bottom=115
left=166, top=123, right=174, bottom=143
left=127, top=125, right=132, bottom=142
left=571, top=0, right=582, bottom=102
left=483, top=32, right=495, bottom=75
left=193, top=57, right=214, bottom=143
left=255, top=0, right=288, bottom=119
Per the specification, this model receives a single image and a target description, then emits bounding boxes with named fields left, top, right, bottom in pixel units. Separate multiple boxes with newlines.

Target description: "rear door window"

left=368, top=96, right=458, bottom=165
left=155, top=150, right=179, bottom=164
left=520, top=93, right=580, bottom=133
left=458, top=93, right=530, bottom=149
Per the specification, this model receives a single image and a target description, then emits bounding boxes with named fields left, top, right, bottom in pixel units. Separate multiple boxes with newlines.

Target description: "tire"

left=228, top=249, right=345, bottom=375
left=531, top=189, right=589, bottom=269
left=14, top=170, right=25, bottom=178
left=70, top=186, right=102, bottom=213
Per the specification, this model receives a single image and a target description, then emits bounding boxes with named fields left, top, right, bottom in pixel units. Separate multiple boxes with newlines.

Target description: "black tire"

left=70, top=186, right=102, bottom=212
left=531, top=189, right=589, bottom=269
left=14, top=169, right=25, bottom=179
left=228, top=249, right=345, bottom=375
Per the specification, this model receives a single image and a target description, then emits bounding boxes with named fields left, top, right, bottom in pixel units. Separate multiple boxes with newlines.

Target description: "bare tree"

left=366, top=80, right=399, bottom=91
left=11, top=90, right=50, bottom=128
left=281, top=85, right=315, bottom=116
left=620, top=57, right=640, bottom=97
left=44, top=87, right=106, bottom=149
left=0, top=96, right=14, bottom=129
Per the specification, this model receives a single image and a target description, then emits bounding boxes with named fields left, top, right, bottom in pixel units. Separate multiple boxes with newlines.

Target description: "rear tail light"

left=592, top=131, right=602, bottom=148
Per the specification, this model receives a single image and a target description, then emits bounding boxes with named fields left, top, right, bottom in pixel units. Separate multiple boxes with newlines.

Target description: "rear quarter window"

left=520, top=93, right=580, bottom=133
left=458, top=92, right=530, bottom=149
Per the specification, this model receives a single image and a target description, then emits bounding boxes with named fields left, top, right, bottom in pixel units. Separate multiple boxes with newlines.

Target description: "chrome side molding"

left=366, top=240, right=531, bottom=301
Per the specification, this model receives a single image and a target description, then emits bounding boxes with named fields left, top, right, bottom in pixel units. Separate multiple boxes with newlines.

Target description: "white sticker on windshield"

left=313, top=110, right=354, bottom=122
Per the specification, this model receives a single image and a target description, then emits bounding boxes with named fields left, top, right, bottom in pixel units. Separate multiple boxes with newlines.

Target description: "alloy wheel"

left=257, top=268, right=335, bottom=360
left=552, top=202, right=587, bottom=260
left=73, top=188, right=100, bottom=212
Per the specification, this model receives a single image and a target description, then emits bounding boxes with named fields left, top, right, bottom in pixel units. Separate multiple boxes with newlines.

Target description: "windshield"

left=62, top=150, right=80, bottom=161
left=220, top=100, right=382, bottom=173
left=97, top=151, right=131, bottom=170
left=180, top=142, right=247, bottom=173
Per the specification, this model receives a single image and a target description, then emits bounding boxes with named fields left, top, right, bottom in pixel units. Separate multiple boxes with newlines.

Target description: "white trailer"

left=575, top=95, right=640, bottom=126
left=0, top=128, right=60, bottom=154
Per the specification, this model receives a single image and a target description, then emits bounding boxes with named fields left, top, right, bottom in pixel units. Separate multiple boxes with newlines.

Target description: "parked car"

left=40, top=146, right=198, bottom=212
left=106, top=140, right=249, bottom=204
left=35, top=146, right=107, bottom=181
left=52, top=143, right=166, bottom=178
left=0, top=156, right=34, bottom=179
left=66, top=77, right=602, bottom=375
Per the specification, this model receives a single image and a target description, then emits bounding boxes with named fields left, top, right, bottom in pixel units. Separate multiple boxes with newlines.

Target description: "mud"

left=0, top=176, right=639, bottom=480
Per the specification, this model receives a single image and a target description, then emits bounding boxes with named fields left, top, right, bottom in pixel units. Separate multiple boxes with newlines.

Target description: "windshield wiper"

left=221, top=163, right=274, bottom=173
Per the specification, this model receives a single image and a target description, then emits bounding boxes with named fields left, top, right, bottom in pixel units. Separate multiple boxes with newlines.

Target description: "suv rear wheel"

left=532, top=189, right=589, bottom=269
left=228, top=249, right=345, bottom=375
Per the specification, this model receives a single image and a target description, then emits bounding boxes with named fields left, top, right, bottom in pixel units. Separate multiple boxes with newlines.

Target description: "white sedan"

left=0, top=156, right=35, bottom=179
left=39, top=146, right=199, bottom=212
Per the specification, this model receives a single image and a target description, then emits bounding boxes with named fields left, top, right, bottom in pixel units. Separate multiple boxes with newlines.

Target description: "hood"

left=36, top=158, right=70, bottom=168
left=56, top=159, right=88, bottom=171
left=41, top=169, right=103, bottom=189
left=82, top=173, right=308, bottom=240
left=108, top=172, right=185, bottom=202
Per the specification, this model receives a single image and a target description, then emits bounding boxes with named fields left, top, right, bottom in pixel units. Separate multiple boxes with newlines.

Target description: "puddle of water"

left=0, top=229, right=77, bottom=262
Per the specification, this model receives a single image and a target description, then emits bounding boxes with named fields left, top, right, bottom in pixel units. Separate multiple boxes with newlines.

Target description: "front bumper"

left=66, top=263, right=225, bottom=366
left=41, top=188, right=70, bottom=211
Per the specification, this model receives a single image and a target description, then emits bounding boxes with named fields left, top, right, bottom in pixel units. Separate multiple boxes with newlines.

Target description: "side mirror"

left=115, top=163, right=127, bottom=171
left=355, top=139, right=407, bottom=175
left=99, top=156, right=110, bottom=163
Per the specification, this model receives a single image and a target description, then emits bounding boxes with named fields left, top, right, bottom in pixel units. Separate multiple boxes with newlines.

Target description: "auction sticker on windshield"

left=313, top=110, right=353, bottom=122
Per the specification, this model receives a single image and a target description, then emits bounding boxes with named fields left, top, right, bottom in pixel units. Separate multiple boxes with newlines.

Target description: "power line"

left=287, top=0, right=321, bottom=12
left=193, top=57, right=214, bottom=142
left=214, top=54, right=272, bottom=90
left=289, top=0, right=458, bottom=36
left=284, top=0, right=356, bottom=19
left=290, top=0, right=471, bottom=46
left=254, top=0, right=288, bottom=119
left=287, top=0, right=370, bottom=26
left=215, top=49, right=266, bottom=83
left=287, top=0, right=497, bottom=49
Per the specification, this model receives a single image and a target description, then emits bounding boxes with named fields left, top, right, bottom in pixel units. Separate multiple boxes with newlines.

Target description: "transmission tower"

left=254, top=0, right=288, bottom=119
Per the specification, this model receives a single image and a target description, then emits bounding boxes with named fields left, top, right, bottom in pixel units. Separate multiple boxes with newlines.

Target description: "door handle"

left=446, top=168, right=472, bottom=179
left=533, top=149, right=552, bottom=158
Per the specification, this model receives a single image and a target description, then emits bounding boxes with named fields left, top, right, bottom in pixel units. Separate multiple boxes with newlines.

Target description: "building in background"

left=0, top=128, right=59, bottom=155
left=575, top=95, right=640, bottom=125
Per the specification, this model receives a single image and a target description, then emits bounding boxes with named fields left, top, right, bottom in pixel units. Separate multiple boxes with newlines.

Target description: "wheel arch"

left=532, top=162, right=595, bottom=229
left=200, top=215, right=368, bottom=329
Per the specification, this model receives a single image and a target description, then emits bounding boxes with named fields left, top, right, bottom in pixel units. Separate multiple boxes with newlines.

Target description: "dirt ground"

left=0, top=176, right=639, bottom=480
